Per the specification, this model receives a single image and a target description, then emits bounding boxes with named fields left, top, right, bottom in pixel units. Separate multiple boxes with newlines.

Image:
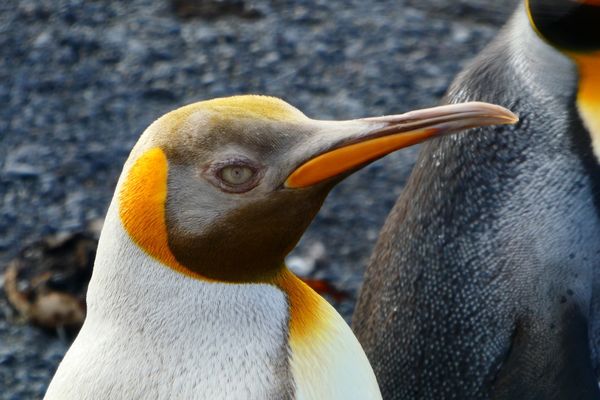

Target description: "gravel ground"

left=0, top=0, right=516, bottom=397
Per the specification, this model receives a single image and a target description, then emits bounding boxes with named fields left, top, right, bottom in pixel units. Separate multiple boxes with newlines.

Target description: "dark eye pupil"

left=527, top=0, right=600, bottom=52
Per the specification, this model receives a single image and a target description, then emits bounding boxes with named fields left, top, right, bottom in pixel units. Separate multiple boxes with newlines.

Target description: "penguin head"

left=526, top=0, right=600, bottom=53
left=118, top=95, right=516, bottom=283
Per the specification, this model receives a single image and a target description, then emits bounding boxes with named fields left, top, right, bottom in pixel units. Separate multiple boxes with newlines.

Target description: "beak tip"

left=502, top=108, right=519, bottom=124
left=502, top=113, right=519, bottom=125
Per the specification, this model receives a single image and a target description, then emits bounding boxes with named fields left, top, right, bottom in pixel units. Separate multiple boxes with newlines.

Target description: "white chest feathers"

left=44, top=207, right=381, bottom=399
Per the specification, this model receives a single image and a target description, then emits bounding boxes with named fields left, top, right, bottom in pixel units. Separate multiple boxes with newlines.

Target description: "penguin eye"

left=219, top=165, right=255, bottom=185
left=527, top=0, right=600, bottom=52
left=207, top=159, right=262, bottom=193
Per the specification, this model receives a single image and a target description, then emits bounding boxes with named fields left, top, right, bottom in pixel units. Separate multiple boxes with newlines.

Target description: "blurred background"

left=1, top=0, right=516, bottom=397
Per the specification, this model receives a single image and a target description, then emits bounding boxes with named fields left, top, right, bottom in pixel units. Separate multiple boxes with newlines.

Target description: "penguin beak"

left=285, top=102, right=518, bottom=188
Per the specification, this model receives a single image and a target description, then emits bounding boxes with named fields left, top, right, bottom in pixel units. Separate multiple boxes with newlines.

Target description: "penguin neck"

left=91, top=147, right=321, bottom=331
left=573, top=54, right=600, bottom=161
left=520, top=2, right=600, bottom=161
left=87, top=197, right=327, bottom=339
left=509, top=9, right=577, bottom=105
left=78, top=197, right=381, bottom=399
left=87, top=202, right=285, bottom=323
left=59, top=203, right=296, bottom=398
left=88, top=187, right=335, bottom=343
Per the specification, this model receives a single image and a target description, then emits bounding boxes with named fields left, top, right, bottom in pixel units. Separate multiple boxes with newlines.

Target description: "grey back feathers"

left=353, top=6, right=600, bottom=400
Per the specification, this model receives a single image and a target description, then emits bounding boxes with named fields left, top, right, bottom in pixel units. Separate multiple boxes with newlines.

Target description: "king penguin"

left=42, top=95, right=515, bottom=399
left=353, top=1, right=600, bottom=399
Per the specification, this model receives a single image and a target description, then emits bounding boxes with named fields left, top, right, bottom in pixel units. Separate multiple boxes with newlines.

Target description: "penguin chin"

left=167, top=184, right=333, bottom=283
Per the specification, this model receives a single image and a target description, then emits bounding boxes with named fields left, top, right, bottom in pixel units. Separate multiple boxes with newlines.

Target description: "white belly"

left=44, top=208, right=292, bottom=400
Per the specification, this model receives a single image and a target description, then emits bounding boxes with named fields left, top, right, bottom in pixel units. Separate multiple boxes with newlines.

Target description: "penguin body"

left=353, top=2, right=600, bottom=399
left=44, top=96, right=515, bottom=399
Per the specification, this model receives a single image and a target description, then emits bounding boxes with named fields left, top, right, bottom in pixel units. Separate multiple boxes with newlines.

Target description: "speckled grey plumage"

left=354, top=4, right=600, bottom=400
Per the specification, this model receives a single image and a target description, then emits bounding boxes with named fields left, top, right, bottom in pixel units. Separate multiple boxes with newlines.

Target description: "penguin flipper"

left=490, top=307, right=600, bottom=400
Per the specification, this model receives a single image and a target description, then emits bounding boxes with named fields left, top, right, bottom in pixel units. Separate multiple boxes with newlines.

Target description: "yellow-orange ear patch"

left=119, top=147, right=208, bottom=280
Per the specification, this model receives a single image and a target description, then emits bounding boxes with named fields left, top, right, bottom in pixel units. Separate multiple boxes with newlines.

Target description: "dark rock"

left=171, top=0, right=263, bottom=20
left=142, top=87, right=178, bottom=100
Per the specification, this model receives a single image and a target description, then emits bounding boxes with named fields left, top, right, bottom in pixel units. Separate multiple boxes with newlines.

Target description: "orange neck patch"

left=119, top=147, right=209, bottom=281
left=573, top=53, right=600, bottom=160
left=272, top=268, right=333, bottom=348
